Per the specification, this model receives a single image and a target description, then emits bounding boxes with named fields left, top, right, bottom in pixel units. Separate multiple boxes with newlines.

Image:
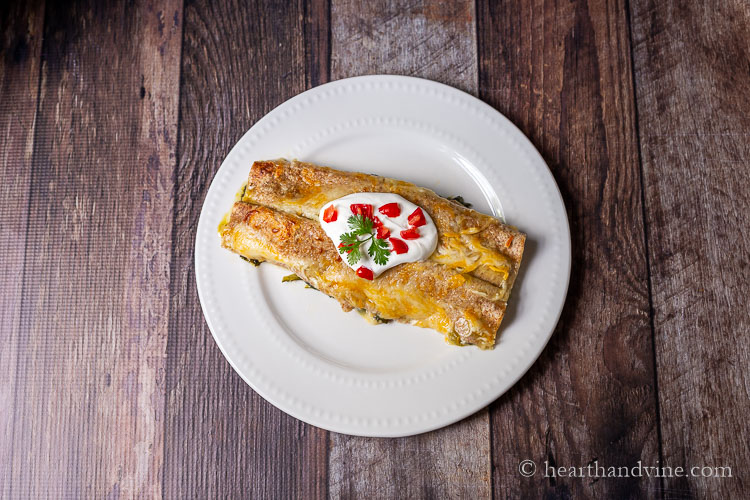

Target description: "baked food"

left=245, top=159, right=524, bottom=300
left=219, top=159, right=525, bottom=349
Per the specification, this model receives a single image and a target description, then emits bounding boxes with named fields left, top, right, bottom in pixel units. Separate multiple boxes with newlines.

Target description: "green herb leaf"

left=446, top=195, right=472, bottom=208
left=346, top=245, right=362, bottom=266
left=348, top=214, right=373, bottom=234
left=281, top=274, right=301, bottom=282
left=339, top=232, right=360, bottom=246
left=240, top=255, right=261, bottom=267
left=368, top=237, right=390, bottom=266
left=338, top=231, right=363, bottom=265
left=338, top=214, right=391, bottom=267
left=373, top=313, right=392, bottom=324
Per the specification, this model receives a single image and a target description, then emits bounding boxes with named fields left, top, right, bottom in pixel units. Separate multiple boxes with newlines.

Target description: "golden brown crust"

left=221, top=202, right=506, bottom=349
left=244, top=159, right=525, bottom=297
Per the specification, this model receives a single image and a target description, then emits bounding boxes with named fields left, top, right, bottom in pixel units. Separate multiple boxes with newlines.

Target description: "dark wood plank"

left=327, top=2, right=491, bottom=498
left=629, top=1, right=750, bottom=497
left=477, top=0, right=660, bottom=497
left=329, top=411, right=490, bottom=498
left=8, top=0, right=182, bottom=497
left=0, top=1, right=45, bottom=497
left=331, top=0, right=477, bottom=94
left=304, top=0, right=330, bottom=88
left=163, top=1, right=329, bottom=498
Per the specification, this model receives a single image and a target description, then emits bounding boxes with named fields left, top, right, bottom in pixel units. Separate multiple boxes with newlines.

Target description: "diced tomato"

left=350, top=203, right=373, bottom=220
left=379, top=203, right=401, bottom=217
left=356, top=266, right=374, bottom=280
left=372, top=216, right=383, bottom=227
left=407, top=207, right=426, bottom=227
left=375, top=225, right=390, bottom=239
left=338, top=241, right=352, bottom=253
left=400, top=227, right=420, bottom=240
left=389, top=237, right=408, bottom=254
left=323, top=205, right=338, bottom=223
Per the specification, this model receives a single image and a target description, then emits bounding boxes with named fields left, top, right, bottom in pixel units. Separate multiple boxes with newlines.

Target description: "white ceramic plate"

left=195, top=75, right=570, bottom=437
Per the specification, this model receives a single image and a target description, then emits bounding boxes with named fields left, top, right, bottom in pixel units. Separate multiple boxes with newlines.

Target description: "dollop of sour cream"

left=319, top=193, right=438, bottom=279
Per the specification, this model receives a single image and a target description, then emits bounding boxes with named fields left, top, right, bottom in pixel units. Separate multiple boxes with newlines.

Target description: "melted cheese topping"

left=220, top=203, right=500, bottom=348
left=435, top=231, right=511, bottom=280
left=218, top=182, right=249, bottom=233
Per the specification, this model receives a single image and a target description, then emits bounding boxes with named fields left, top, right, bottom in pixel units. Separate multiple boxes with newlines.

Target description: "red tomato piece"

left=407, top=207, right=426, bottom=227
left=375, top=225, right=390, bottom=239
left=400, top=227, right=420, bottom=240
left=389, top=237, right=409, bottom=254
left=356, top=266, right=374, bottom=280
left=323, top=205, right=338, bottom=223
left=372, top=216, right=383, bottom=227
left=350, top=203, right=373, bottom=219
left=379, top=203, right=401, bottom=217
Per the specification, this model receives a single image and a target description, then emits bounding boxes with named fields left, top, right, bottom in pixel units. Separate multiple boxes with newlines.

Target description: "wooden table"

left=1, top=0, right=747, bottom=498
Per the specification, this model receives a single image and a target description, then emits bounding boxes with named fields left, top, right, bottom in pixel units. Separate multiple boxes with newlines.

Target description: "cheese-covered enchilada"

left=220, top=201, right=506, bottom=348
left=244, top=159, right=525, bottom=301
left=219, top=159, right=526, bottom=349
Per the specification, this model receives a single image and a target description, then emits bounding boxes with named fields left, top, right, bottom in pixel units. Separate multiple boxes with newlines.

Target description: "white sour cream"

left=319, top=193, right=438, bottom=279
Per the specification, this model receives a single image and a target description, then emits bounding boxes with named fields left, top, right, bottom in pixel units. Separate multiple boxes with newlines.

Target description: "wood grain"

left=477, top=0, right=660, bottom=497
left=0, top=1, right=45, bottom=498
left=2, top=1, right=748, bottom=496
left=304, top=0, right=330, bottom=88
left=328, top=1, right=491, bottom=498
left=162, top=1, right=329, bottom=498
left=629, top=0, right=750, bottom=497
left=7, top=0, right=182, bottom=497
left=331, top=0, right=476, bottom=94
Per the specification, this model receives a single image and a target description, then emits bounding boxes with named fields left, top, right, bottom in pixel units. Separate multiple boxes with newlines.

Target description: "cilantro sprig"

left=338, top=214, right=391, bottom=266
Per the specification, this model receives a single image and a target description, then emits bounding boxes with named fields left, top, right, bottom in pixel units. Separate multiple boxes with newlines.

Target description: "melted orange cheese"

left=435, top=231, right=511, bottom=280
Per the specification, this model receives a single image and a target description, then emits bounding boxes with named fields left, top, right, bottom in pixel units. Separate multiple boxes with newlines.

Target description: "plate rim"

left=195, top=74, right=571, bottom=437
